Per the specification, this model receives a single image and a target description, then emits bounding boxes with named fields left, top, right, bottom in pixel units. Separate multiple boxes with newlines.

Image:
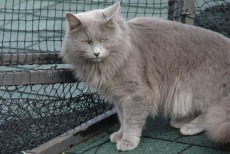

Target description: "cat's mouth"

left=90, top=55, right=108, bottom=62
left=91, top=58, right=102, bottom=62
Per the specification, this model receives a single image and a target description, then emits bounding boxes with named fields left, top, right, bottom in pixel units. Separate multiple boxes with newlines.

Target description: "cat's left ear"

left=102, top=2, right=120, bottom=26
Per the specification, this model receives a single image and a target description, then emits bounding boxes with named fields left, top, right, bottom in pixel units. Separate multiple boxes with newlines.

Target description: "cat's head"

left=61, top=2, right=130, bottom=65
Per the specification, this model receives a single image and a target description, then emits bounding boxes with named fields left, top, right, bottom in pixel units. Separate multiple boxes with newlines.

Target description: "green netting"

left=0, top=0, right=169, bottom=55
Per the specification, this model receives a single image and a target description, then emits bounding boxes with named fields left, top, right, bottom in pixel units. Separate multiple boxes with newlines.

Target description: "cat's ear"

left=66, top=12, right=82, bottom=31
left=103, top=2, right=120, bottom=27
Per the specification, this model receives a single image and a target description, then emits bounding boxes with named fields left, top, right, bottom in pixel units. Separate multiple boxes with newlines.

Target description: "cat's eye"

left=100, top=39, right=108, bottom=42
left=82, top=40, right=93, bottom=45
left=87, top=40, right=93, bottom=44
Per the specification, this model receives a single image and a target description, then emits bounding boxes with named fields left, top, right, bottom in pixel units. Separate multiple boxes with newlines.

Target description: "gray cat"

left=61, top=2, right=230, bottom=151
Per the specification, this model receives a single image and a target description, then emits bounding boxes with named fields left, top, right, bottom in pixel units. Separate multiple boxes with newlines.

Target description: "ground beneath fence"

left=64, top=116, right=230, bottom=154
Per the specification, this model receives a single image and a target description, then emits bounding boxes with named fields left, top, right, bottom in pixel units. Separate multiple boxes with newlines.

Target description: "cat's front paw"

left=180, top=123, right=204, bottom=135
left=170, top=119, right=183, bottom=129
left=170, top=118, right=192, bottom=129
left=110, top=131, right=123, bottom=143
left=116, top=136, right=140, bottom=151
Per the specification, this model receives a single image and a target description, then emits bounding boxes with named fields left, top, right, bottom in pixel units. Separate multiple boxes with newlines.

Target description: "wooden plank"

left=0, top=52, right=62, bottom=66
left=168, top=0, right=177, bottom=20
left=0, top=69, right=77, bottom=86
left=168, top=0, right=195, bottom=25
left=26, top=109, right=117, bottom=154
left=181, top=0, right=195, bottom=25
left=168, top=0, right=180, bottom=21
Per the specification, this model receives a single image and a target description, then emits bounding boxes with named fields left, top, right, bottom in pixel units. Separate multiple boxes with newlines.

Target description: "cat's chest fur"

left=74, top=52, right=144, bottom=92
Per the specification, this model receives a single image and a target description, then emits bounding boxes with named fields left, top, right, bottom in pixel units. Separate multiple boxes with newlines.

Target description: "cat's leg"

left=170, top=117, right=194, bottom=129
left=110, top=105, right=124, bottom=143
left=116, top=99, right=148, bottom=151
left=180, top=114, right=205, bottom=135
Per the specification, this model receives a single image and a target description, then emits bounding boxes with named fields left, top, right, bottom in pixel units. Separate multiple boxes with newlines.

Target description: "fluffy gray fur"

left=61, top=2, right=230, bottom=151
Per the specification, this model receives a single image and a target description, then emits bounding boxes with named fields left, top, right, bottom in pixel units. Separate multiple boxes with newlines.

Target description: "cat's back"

left=127, top=16, right=229, bottom=42
left=126, top=17, right=230, bottom=108
left=127, top=16, right=230, bottom=64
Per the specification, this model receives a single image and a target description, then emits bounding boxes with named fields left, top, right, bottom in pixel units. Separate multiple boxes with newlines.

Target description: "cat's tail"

left=205, top=95, right=230, bottom=144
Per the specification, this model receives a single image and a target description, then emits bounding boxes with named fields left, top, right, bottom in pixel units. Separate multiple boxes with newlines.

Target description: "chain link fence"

left=0, top=0, right=229, bottom=153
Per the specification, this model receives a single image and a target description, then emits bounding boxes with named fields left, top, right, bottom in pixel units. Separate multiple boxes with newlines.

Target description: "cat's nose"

left=94, top=52, right=100, bottom=57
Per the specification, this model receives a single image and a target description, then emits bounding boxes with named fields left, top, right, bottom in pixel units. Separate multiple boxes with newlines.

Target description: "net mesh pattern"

left=0, top=83, right=113, bottom=153
left=168, top=0, right=230, bottom=37
left=0, top=0, right=229, bottom=153
left=195, top=1, right=230, bottom=37
left=0, top=0, right=169, bottom=57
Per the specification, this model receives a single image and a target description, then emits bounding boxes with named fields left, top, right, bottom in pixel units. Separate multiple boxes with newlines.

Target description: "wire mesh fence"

left=195, top=1, right=230, bottom=37
left=0, top=0, right=169, bottom=61
left=169, top=0, right=230, bottom=37
left=0, top=83, right=113, bottom=153
left=0, top=0, right=229, bottom=153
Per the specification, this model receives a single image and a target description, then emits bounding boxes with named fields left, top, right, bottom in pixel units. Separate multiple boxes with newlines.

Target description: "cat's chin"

left=91, top=58, right=102, bottom=62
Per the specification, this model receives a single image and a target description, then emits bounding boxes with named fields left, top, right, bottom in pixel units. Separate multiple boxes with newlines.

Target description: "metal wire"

left=0, top=83, right=113, bottom=153
left=195, top=1, right=230, bottom=37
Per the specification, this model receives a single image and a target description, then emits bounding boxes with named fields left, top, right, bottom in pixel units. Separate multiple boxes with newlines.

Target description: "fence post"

left=168, top=0, right=195, bottom=25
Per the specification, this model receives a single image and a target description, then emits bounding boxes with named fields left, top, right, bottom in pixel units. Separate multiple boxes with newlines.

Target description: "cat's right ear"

left=66, top=13, right=82, bottom=31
